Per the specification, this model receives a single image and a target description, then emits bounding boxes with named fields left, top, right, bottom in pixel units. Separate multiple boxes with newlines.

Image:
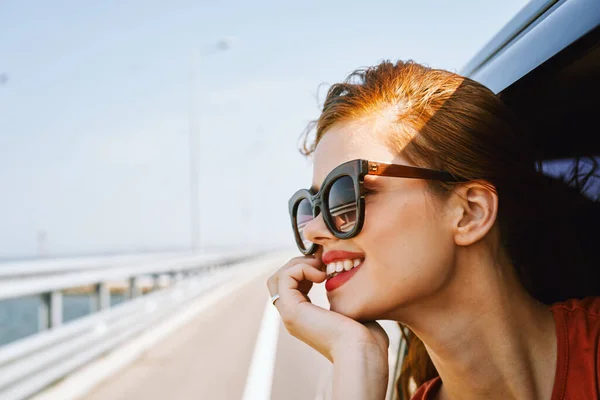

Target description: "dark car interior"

left=498, top=25, right=600, bottom=200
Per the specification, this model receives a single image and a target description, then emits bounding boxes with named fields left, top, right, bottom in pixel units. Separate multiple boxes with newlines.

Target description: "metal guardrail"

left=0, top=250, right=264, bottom=400
left=0, top=251, right=257, bottom=329
left=0, top=252, right=190, bottom=278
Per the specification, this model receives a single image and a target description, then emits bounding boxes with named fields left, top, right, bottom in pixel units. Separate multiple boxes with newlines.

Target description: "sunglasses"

left=288, top=159, right=465, bottom=255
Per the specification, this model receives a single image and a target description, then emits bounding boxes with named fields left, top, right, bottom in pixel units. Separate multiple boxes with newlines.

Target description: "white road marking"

left=242, top=297, right=281, bottom=400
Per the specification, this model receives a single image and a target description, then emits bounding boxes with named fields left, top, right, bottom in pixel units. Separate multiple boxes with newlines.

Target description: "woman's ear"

left=451, top=182, right=498, bottom=246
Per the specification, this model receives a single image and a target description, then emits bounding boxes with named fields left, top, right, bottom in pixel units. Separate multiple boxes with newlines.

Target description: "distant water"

left=0, top=249, right=173, bottom=347
left=0, top=246, right=251, bottom=347
left=0, top=294, right=127, bottom=347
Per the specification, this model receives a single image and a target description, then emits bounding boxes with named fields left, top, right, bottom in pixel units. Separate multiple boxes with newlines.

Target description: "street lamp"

left=188, top=38, right=233, bottom=252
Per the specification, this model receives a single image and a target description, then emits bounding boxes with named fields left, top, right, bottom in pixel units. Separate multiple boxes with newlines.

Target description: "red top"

left=411, top=297, right=600, bottom=400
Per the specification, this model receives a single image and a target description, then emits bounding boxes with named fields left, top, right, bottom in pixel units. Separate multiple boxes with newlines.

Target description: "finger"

left=266, top=255, right=324, bottom=296
left=295, top=254, right=324, bottom=270
left=283, top=262, right=327, bottom=290
left=277, top=263, right=327, bottom=306
left=297, top=278, right=314, bottom=296
left=286, top=253, right=325, bottom=270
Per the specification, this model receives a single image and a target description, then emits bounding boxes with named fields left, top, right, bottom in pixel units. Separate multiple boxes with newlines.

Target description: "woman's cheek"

left=360, top=196, right=452, bottom=306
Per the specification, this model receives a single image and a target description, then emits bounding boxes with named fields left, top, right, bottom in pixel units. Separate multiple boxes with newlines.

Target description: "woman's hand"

left=266, top=250, right=389, bottom=364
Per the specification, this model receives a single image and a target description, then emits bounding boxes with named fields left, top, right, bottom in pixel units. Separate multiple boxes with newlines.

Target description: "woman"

left=266, top=60, right=600, bottom=399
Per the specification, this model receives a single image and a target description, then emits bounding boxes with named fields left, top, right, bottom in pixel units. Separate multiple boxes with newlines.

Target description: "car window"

left=541, top=157, right=600, bottom=200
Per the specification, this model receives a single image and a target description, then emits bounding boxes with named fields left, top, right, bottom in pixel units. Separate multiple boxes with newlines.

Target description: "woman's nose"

left=303, top=213, right=336, bottom=246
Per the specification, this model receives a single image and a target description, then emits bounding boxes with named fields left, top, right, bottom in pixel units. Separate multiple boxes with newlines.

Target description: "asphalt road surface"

left=82, top=257, right=333, bottom=400
left=80, top=253, right=401, bottom=400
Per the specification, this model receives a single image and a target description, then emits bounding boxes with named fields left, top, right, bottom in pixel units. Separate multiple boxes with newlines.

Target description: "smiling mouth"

left=324, top=259, right=364, bottom=292
left=325, top=258, right=364, bottom=279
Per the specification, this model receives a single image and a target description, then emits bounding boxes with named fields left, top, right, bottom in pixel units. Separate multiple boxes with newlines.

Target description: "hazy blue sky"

left=0, top=0, right=529, bottom=258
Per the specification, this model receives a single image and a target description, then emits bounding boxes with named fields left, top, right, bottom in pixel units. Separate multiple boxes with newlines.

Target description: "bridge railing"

left=0, top=250, right=264, bottom=400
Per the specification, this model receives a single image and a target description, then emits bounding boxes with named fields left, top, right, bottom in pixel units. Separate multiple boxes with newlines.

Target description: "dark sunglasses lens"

left=328, top=176, right=357, bottom=233
left=295, top=198, right=314, bottom=250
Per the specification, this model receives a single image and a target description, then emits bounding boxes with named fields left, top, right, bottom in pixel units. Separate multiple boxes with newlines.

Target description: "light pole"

left=188, top=38, right=232, bottom=252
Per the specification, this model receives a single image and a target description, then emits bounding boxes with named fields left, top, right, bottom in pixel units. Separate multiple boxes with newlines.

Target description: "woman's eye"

left=363, top=188, right=377, bottom=196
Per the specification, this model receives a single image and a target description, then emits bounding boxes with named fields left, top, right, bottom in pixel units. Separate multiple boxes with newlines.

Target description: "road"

left=47, top=253, right=402, bottom=400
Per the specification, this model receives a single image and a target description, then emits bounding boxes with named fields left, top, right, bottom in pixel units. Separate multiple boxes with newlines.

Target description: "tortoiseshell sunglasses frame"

left=288, top=159, right=465, bottom=255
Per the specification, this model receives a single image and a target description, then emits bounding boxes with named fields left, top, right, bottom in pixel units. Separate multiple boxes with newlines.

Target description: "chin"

left=329, top=300, right=380, bottom=321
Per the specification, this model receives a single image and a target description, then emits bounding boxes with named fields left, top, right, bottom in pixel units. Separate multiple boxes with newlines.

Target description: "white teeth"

left=343, top=260, right=353, bottom=271
left=325, top=258, right=364, bottom=278
left=327, top=263, right=335, bottom=275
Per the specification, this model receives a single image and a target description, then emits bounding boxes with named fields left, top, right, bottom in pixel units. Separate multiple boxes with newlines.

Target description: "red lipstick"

left=325, top=264, right=362, bottom=292
left=322, top=250, right=365, bottom=292
left=322, top=250, right=365, bottom=265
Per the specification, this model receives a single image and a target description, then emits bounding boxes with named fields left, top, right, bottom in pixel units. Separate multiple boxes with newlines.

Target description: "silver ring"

left=270, top=293, right=280, bottom=305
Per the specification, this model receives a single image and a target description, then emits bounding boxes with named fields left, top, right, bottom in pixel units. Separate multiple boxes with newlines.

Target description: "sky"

left=0, top=0, right=530, bottom=259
